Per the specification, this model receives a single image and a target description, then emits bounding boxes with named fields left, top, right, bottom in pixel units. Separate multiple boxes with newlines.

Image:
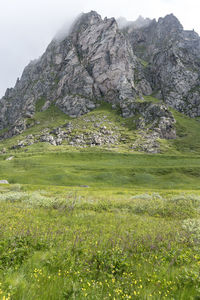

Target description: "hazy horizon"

left=0, top=0, right=200, bottom=97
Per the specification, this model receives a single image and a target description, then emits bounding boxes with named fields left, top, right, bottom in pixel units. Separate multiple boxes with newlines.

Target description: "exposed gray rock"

left=131, top=130, right=160, bottom=153
left=41, top=101, right=51, bottom=111
left=125, top=14, right=200, bottom=117
left=40, top=134, right=57, bottom=146
left=6, top=156, right=14, bottom=161
left=0, top=11, right=139, bottom=135
left=56, top=95, right=96, bottom=117
left=11, top=136, right=35, bottom=149
left=136, top=79, right=152, bottom=96
left=121, top=101, right=176, bottom=139
left=0, top=119, right=27, bottom=140
left=2, top=10, right=200, bottom=143
left=0, top=180, right=9, bottom=184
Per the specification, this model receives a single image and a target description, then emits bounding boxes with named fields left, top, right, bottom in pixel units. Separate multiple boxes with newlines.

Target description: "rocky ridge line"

left=2, top=10, right=198, bottom=143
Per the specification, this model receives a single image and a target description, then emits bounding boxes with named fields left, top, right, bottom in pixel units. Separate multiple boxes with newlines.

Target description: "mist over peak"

left=117, top=15, right=152, bottom=29
left=0, top=0, right=200, bottom=98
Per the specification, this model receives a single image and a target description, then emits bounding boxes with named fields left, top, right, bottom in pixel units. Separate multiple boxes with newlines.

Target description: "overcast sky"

left=0, top=0, right=200, bottom=97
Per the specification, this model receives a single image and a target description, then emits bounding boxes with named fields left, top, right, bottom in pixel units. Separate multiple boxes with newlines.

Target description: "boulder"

left=0, top=180, right=9, bottom=184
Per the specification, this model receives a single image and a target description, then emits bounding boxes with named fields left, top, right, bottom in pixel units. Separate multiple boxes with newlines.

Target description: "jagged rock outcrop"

left=124, top=14, right=200, bottom=117
left=3, top=10, right=200, bottom=142
left=0, top=11, right=139, bottom=132
left=0, top=119, right=27, bottom=140
left=120, top=100, right=176, bottom=139
left=11, top=120, right=120, bottom=149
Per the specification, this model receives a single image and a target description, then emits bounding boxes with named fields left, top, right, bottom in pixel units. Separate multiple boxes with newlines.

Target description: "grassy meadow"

left=0, top=104, right=200, bottom=299
left=0, top=152, right=200, bottom=189
left=0, top=187, right=200, bottom=299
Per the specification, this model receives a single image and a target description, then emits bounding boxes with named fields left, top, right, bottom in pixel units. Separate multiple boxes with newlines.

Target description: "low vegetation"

left=1, top=101, right=200, bottom=154
left=0, top=104, right=200, bottom=299
left=0, top=187, right=199, bottom=299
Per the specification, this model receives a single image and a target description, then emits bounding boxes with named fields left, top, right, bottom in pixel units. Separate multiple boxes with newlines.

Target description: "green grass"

left=0, top=102, right=138, bottom=152
left=169, top=110, right=200, bottom=154
left=135, top=96, right=159, bottom=103
left=0, top=190, right=200, bottom=299
left=136, top=96, right=161, bottom=104
left=1, top=100, right=200, bottom=155
left=0, top=101, right=200, bottom=299
left=35, top=97, right=46, bottom=112
left=0, top=127, right=9, bottom=136
left=139, top=59, right=149, bottom=68
left=0, top=152, right=200, bottom=189
left=143, top=96, right=160, bottom=103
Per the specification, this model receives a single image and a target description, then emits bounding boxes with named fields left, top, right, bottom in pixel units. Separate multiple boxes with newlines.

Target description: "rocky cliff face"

left=1, top=10, right=199, bottom=142
left=0, top=11, right=138, bottom=130
left=124, top=14, right=200, bottom=117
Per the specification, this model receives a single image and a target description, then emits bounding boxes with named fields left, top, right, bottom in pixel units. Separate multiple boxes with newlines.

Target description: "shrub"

left=181, top=218, right=200, bottom=245
left=132, top=194, right=200, bottom=218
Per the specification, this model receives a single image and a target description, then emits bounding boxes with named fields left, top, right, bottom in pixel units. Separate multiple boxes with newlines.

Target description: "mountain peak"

left=0, top=10, right=200, bottom=143
left=72, top=10, right=101, bottom=29
left=158, top=13, right=183, bottom=31
left=55, top=11, right=102, bottom=41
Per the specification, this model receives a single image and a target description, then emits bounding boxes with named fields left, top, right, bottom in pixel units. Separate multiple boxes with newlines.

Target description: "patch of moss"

left=136, top=96, right=160, bottom=103
left=139, top=58, right=149, bottom=68
left=35, top=97, right=46, bottom=112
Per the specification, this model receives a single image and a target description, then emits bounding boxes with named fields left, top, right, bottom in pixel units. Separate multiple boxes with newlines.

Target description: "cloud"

left=0, top=0, right=200, bottom=97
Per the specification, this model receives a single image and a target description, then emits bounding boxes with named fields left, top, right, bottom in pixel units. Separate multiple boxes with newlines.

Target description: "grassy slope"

left=0, top=103, right=200, bottom=191
left=170, top=110, right=200, bottom=153
left=0, top=152, right=200, bottom=190
left=0, top=103, right=200, bottom=299
left=0, top=102, right=137, bottom=152
left=1, top=100, right=200, bottom=155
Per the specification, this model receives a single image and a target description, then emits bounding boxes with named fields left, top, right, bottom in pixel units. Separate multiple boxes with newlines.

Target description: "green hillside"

left=0, top=104, right=200, bottom=299
left=1, top=100, right=200, bottom=155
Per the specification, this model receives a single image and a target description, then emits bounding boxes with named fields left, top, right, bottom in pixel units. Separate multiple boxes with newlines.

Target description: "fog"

left=0, top=0, right=200, bottom=97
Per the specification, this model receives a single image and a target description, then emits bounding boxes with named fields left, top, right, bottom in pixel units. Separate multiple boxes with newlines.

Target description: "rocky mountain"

left=0, top=10, right=200, bottom=145
left=125, top=14, right=200, bottom=117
